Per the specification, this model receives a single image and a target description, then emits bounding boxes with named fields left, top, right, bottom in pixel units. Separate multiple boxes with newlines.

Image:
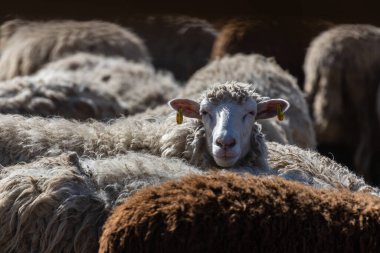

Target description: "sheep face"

left=169, top=92, right=289, bottom=167
left=200, top=98, right=258, bottom=167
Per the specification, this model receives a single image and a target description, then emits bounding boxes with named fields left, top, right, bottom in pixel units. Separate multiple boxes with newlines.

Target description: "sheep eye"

left=200, top=110, right=208, bottom=116
left=243, top=111, right=255, bottom=121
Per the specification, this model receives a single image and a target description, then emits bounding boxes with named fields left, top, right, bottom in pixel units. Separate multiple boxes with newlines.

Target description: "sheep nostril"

left=228, top=139, right=236, bottom=148
left=216, top=137, right=236, bottom=149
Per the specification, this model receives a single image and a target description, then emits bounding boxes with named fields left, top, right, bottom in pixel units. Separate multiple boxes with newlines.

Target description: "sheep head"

left=169, top=82, right=289, bottom=167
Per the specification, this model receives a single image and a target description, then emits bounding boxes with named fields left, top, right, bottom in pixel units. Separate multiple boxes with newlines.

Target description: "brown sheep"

left=0, top=19, right=150, bottom=80
left=124, top=15, right=218, bottom=82
left=211, top=17, right=333, bottom=87
left=99, top=172, right=380, bottom=253
left=304, top=24, right=380, bottom=184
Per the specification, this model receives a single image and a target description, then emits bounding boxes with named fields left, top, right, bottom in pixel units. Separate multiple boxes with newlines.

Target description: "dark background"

left=1, top=0, right=379, bottom=25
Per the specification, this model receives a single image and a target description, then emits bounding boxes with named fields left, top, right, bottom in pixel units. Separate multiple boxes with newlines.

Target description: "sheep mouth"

left=213, top=148, right=239, bottom=159
left=213, top=151, right=240, bottom=167
left=214, top=153, right=237, bottom=159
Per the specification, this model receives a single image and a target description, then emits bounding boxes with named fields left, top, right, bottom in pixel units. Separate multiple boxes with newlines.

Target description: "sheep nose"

left=216, top=136, right=236, bottom=149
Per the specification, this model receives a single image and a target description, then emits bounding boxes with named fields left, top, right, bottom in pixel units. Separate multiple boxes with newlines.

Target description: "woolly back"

left=99, top=172, right=380, bottom=253
left=0, top=19, right=150, bottom=80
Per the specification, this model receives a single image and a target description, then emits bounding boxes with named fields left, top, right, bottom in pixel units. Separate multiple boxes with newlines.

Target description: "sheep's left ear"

left=256, top=99, right=290, bottom=120
left=168, top=98, right=201, bottom=119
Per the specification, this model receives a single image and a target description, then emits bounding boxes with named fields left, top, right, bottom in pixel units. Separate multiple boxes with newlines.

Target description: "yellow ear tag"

left=276, top=104, right=285, bottom=121
left=176, top=107, right=184, bottom=124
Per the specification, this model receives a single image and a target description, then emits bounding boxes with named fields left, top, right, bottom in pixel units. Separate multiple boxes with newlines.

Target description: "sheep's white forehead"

left=200, top=81, right=266, bottom=104
left=200, top=96, right=258, bottom=111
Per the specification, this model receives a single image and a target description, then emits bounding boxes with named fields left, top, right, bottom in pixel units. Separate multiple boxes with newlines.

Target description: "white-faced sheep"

left=124, top=15, right=218, bottom=82
left=0, top=75, right=125, bottom=120
left=184, top=53, right=316, bottom=149
left=211, top=17, right=333, bottom=87
left=0, top=19, right=150, bottom=80
left=99, top=172, right=380, bottom=253
left=0, top=152, right=203, bottom=253
left=304, top=24, right=380, bottom=184
left=0, top=82, right=377, bottom=195
left=34, top=53, right=180, bottom=115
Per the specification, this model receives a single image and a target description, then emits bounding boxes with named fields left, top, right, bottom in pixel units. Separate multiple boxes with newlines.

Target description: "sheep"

left=0, top=19, right=150, bottom=80
left=304, top=24, right=380, bottom=184
left=34, top=53, right=180, bottom=115
left=0, top=75, right=125, bottom=120
left=123, top=15, right=218, bottom=82
left=0, top=151, right=203, bottom=253
left=184, top=53, right=316, bottom=149
left=0, top=81, right=378, bottom=195
left=211, top=17, right=333, bottom=87
left=99, top=172, right=380, bottom=253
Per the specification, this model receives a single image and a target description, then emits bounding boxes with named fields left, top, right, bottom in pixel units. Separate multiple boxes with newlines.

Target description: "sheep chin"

left=213, top=155, right=240, bottom=168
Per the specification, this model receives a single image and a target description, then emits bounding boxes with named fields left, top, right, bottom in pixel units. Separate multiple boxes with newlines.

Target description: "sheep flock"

left=0, top=16, right=380, bottom=253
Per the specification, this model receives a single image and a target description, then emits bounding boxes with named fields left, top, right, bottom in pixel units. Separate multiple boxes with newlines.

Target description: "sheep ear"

left=256, top=99, right=290, bottom=120
left=168, top=99, right=201, bottom=119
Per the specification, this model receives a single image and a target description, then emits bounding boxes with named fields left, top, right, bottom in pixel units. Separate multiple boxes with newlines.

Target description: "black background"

left=1, top=0, right=379, bottom=24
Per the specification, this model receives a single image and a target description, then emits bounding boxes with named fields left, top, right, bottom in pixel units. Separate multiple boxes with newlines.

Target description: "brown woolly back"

left=211, top=17, right=334, bottom=87
left=99, top=172, right=380, bottom=253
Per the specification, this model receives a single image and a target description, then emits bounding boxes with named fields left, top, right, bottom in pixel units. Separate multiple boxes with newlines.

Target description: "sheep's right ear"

left=168, top=99, right=201, bottom=119
left=256, top=99, right=290, bottom=120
